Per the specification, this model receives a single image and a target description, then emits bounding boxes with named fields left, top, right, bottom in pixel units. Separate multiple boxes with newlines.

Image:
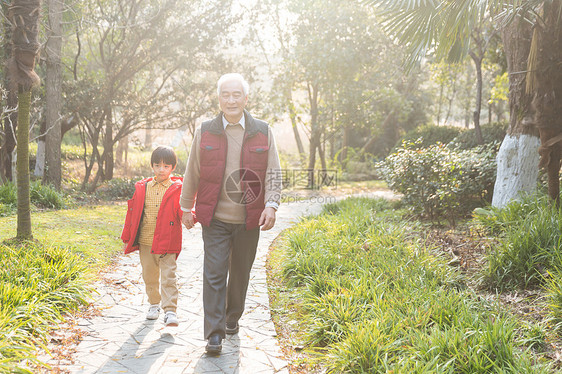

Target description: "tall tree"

left=8, top=0, right=42, bottom=240
left=68, top=0, right=232, bottom=191
left=1, top=2, right=18, bottom=182
left=532, top=1, right=562, bottom=204
left=368, top=0, right=561, bottom=207
left=43, top=0, right=63, bottom=189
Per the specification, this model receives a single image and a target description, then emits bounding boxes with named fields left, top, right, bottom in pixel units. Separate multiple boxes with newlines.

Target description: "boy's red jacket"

left=121, top=176, right=183, bottom=255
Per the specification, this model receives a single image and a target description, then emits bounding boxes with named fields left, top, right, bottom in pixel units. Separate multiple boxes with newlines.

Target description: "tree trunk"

left=340, top=126, right=349, bottom=163
left=34, top=118, right=46, bottom=176
left=532, top=0, right=562, bottom=204
left=3, top=89, right=18, bottom=181
left=319, top=133, right=326, bottom=170
left=307, top=82, right=320, bottom=188
left=1, top=7, right=16, bottom=182
left=492, top=17, right=538, bottom=208
left=145, top=125, right=152, bottom=150
left=16, top=89, right=32, bottom=240
left=103, top=106, right=114, bottom=180
left=470, top=53, right=485, bottom=144
left=288, top=99, right=305, bottom=157
left=9, top=0, right=42, bottom=240
left=43, top=0, right=63, bottom=189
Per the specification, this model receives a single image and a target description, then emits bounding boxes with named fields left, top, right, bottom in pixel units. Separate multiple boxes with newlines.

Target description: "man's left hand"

left=259, top=207, right=276, bottom=231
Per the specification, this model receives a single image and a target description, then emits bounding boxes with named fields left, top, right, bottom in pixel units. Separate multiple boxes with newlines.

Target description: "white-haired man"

left=180, top=73, right=281, bottom=354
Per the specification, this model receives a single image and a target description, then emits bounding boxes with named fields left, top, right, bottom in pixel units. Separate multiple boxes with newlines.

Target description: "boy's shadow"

left=95, top=320, right=175, bottom=373
left=193, top=334, right=241, bottom=373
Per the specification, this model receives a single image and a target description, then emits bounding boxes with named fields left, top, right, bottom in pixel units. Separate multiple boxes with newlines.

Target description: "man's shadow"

left=193, top=334, right=241, bottom=373
left=94, top=320, right=175, bottom=374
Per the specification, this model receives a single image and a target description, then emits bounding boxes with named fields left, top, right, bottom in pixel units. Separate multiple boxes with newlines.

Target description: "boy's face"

left=152, top=161, right=176, bottom=183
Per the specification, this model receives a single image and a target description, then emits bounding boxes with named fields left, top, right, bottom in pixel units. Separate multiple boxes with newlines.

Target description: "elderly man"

left=180, top=73, right=281, bottom=354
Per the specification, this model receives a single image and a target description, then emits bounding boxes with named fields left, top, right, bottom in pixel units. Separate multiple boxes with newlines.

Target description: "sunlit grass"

left=0, top=204, right=125, bottom=372
left=474, top=193, right=562, bottom=291
left=0, top=205, right=124, bottom=270
left=269, top=197, right=553, bottom=373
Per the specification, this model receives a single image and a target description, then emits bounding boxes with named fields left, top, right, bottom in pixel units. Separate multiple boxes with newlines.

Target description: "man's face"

left=219, top=79, right=248, bottom=122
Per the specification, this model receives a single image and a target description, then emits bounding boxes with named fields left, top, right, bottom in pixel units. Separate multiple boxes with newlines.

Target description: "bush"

left=0, top=182, right=66, bottom=213
left=30, top=181, right=66, bottom=209
left=378, top=140, right=496, bottom=224
left=393, top=124, right=463, bottom=151
left=450, top=121, right=508, bottom=150
left=61, top=144, right=89, bottom=160
left=95, top=178, right=136, bottom=200
left=0, top=183, right=17, bottom=206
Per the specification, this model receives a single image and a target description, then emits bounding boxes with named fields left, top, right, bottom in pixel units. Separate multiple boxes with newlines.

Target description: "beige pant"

left=139, top=244, right=178, bottom=312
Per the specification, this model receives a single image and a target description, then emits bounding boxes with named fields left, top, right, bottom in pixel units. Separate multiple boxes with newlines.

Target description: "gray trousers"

left=202, top=219, right=260, bottom=339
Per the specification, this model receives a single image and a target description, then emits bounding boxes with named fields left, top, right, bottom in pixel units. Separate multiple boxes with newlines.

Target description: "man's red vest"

left=195, top=110, right=269, bottom=229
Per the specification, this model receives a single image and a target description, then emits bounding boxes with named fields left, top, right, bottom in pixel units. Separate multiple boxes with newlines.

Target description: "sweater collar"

left=207, top=110, right=260, bottom=136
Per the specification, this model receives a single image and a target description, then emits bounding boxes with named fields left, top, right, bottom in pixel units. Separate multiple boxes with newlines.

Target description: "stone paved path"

left=46, top=191, right=394, bottom=374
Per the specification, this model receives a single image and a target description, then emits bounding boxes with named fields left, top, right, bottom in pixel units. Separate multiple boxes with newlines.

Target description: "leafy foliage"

left=449, top=121, right=507, bottom=150
left=95, top=178, right=136, bottom=200
left=393, top=124, right=463, bottom=150
left=0, top=182, right=66, bottom=214
left=379, top=140, right=496, bottom=224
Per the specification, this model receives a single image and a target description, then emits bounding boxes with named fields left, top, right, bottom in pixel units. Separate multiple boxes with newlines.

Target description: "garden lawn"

left=0, top=204, right=125, bottom=270
left=269, top=197, right=553, bottom=373
left=0, top=204, right=125, bottom=373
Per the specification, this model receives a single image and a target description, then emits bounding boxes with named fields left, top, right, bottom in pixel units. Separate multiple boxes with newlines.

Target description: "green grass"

left=0, top=204, right=125, bottom=372
left=0, top=181, right=68, bottom=216
left=269, top=197, right=553, bottom=373
left=474, top=194, right=562, bottom=291
left=0, top=205, right=125, bottom=269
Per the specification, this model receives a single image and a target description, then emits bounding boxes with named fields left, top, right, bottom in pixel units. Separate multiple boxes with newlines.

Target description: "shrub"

left=95, top=178, right=136, bottom=200
left=449, top=121, right=508, bottom=150
left=393, top=124, right=463, bottom=151
left=30, top=181, right=66, bottom=209
left=0, top=182, right=66, bottom=213
left=61, top=144, right=89, bottom=160
left=0, top=183, right=17, bottom=206
left=378, top=140, right=496, bottom=224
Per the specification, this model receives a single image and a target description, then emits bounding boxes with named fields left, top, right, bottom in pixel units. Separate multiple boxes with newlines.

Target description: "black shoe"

left=226, top=322, right=239, bottom=335
left=205, top=334, right=222, bottom=354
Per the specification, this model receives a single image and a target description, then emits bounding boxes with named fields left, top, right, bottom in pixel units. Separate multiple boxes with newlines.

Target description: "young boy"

left=121, top=145, right=183, bottom=326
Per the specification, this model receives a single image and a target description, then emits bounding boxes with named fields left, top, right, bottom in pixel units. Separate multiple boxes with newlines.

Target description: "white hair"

left=217, top=73, right=250, bottom=97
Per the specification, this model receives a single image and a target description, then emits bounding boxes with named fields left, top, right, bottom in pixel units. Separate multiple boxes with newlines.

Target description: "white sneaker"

left=146, top=304, right=160, bottom=320
left=164, top=311, right=179, bottom=327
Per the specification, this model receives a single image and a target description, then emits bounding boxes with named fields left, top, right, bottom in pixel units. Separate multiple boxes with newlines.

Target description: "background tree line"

left=1, top=0, right=512, bottom=187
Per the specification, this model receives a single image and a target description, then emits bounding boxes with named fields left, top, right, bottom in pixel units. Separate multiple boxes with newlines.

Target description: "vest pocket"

left=200, top=143, right=221, bottom=166
left=248, top=145, right=269, bottom=169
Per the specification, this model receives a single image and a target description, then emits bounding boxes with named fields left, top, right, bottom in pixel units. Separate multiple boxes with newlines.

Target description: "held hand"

left=259, top=207, right=276, bottom=231
left=182, top=212, right=195, bottom=229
